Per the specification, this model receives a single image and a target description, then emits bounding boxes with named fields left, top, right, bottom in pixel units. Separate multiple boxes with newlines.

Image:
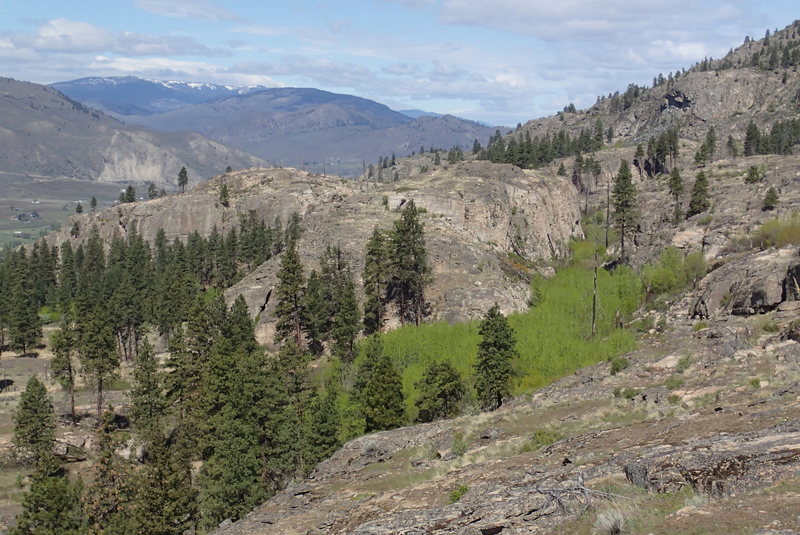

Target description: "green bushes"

left=641, top=247, right=706, bottom=298
left=610, top=357, right=629, bottom=375
left=379, top=240, right=641, bottom=419
left=448, top=484, right=469, bottom=503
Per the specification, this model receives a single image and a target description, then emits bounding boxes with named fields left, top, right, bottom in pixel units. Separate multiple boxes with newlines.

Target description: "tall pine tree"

left=474, top=305, right=518, bottom=411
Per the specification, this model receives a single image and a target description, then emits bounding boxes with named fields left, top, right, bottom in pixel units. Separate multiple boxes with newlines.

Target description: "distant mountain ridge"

left=51, top=76, right=270, bottom=116
left=0, top=77, right=265, bottom=187
left=53, top=77, right=506, bottom=175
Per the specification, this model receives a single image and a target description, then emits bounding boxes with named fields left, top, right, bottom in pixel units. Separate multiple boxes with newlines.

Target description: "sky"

left=0, top=0, right=796, bottom=125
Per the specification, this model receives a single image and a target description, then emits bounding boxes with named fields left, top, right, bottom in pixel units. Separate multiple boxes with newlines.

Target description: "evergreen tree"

left=83, top=412, right=137, bottom=534
left=11, top=452, right=84, bottom=535
left=302, top=386, right=340, bottom=471
left=219, top=184, right=229, bottom=207
left=611, top=160, right=638, bottom=261
left=301, top=270, right=329, bottom=354
left=414, top=361, right=465, bottom=422
left=329, top=274, right=360, bottom=361
left=90, top=196, right=98, bottom=211
left=727, top=135, right=739, bottom=158
left=474, top=305, right=518, bottom=411
left=744, top=121, right=761, bottom=156
left=76, top=202, right=83, bottom=214
left=133, top=432, right=197, bottom=535
left=177, top=166, right=188, bottom=193
left=363, top=228, right=390, bottom=335
left=388, top=200, right=430, bottom=325
left=148, top=183, right=159, bottom=199
left=224, top=295, right=257, bottom=354
left=78, top=310, right=119, bottom=417
left=129, top=338, right=166, bottom=435
left=668, top=167, right=684, bottom=224
left=13, top=377, right=56, bottom=463
left=354, top=336, right=405, bottom=432
left=705, top=126, right=717, bottom=161
left=687, top=170, right=711, bottom=217
left=51, top=317, right=79, bottom=423
left=273, top=239, right=305, bottom=347
left=9, top=251, right=42, bottom=355
left=763, top=186, right=779, bottom=210
left=124, top=185, right=136, bottom=203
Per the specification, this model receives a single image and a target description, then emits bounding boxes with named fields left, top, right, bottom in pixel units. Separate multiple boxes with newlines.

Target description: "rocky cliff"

left=55, top=161, right=582, bottom=344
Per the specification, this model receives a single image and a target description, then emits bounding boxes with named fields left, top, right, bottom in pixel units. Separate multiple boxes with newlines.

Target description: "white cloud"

left=9, top=19, right=225, bottom=57
left=134, top=0, right=241, bottom=22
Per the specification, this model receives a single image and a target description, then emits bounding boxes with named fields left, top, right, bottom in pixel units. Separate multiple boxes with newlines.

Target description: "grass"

left=448, top=484, right=469, bottom=503
left=375, top=240, right=641, bottom=419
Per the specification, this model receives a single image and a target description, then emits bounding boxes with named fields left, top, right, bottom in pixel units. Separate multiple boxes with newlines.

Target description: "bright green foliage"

left=388, top=200, right=431, bottom=325
left=380, top=241, right=641, bottom=418
left=129, top=338, right=166, bottom=434
left=13, top=377, right=55, bottom=462
left=611, top=160, right=637, bottom=260
left=474, top=305, right=518, bottom=411
left=414, top=361, right=465, bottom=422
left=763, top=187, right=779, bottom=210
left=51, top=317, right=79, bottom=422
left=354, top=336, right=405, bottom=432
left=363, top=228, right=390, bottom=334
left=274, top=238, right=305, bottom=346
left=641, top=247, right=707, bottom=297
left=687, top=170, right=710, bottom=217
left=11, top=453, right=84, bottom=535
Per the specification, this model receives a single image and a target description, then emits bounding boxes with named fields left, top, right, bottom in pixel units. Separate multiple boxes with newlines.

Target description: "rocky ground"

left=214, top=289, right=800, bottom=534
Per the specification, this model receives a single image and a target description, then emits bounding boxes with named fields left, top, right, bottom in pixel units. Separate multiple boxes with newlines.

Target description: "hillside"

left=50, top=162, right=581, bottom=345
left=0, top=77, right=266, bottom=187
left=119, top=87, right=505, bottom=175
left=50, top=76, right=269, bottom=116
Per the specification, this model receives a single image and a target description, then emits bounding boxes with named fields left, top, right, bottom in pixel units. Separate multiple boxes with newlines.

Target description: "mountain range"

left=53, top=77, right=506, bottom=175
left=0, top=77, right=265, bottom=188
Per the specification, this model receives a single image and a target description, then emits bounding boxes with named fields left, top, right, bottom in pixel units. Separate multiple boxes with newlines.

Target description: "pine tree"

left=354, top=336, right=405, bottom=432
left=78, top=310, right=119, bottom=418
left=763, top=187, right=779, bottom=210
left=51, top=317, right=79, bottom=423
left=414, top=361, right=465, bottom=422
left=474, top=305, right=518, bottom=411
left=11, top=452, right=84, bottom=535
left=129, top=338, right=166, bottom=435
left=388, top=200, right=430, bottom=325
left=330, top=274, right=360, bottom=361
left=705, top=126, right=717, bottom=161
left=668, top=167, right=684, bottom=224
left=83, top=412, right=137, bottom=534
left=133, top=432, right=197, bottom=535
left=302, top=386, right=341, bottom=471
left=90, top=196, right=97, bottom=211
left=687, top=170, right=710, bottom=217
left=13, top=377, right=56, bottom=463
left=8, top=251, right=42, bottom=356
left=611, top=160, right=638, bottom=261
left=219, top=184, right=229, bottom=207
left=274, top=239, right=305, bottom=347
left=363, top=228, right=390, bottom=334
left=177, top=166, right=188, bottom=193
left=224, top=295, right=257, bottom=354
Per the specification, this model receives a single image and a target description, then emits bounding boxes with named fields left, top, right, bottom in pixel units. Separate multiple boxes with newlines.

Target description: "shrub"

left=665, top=375, right=684, bottom=390
left=667, top=394, right=682, bottom=405
left=621, top=388, right=639, bottom=399
left=448, top=484, right=469, bottom=503
left=610, top=357, right=630, bottom=375
left=745, top=165, right=763, bottom=183
left=675, top=355, right=692, bottom=373
left=693, top=321, right=708, bottom=332
left=451, top=433, right=467, bottom=457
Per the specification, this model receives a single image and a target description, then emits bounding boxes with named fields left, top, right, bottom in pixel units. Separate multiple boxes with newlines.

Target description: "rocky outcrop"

left=52, top=162, right=581, bottom=344
left=690, top=247, right=800, bottom=317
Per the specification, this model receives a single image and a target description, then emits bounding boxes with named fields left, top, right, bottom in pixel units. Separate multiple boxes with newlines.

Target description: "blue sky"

left=0, top=0, right=796, bottom=124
